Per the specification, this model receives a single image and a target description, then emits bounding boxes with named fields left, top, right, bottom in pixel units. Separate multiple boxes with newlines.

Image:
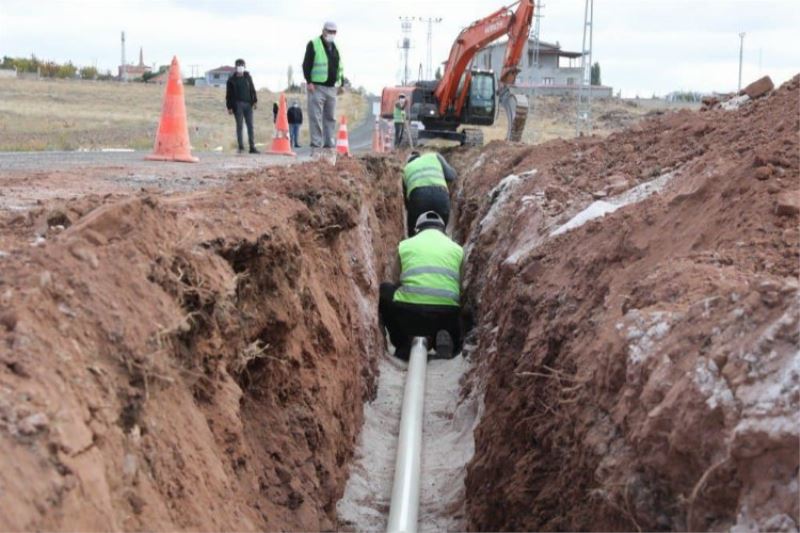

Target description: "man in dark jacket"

left=225, top=58, right=259, bottom=154
left=302, top=21, right=343, bottom=152
left=287, top=101, right=303, bottom=148
left=272, top=102, right=279, bottom=123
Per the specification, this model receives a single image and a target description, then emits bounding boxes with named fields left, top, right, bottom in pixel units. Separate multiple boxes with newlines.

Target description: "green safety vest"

left=393, top=229, right=463, bottom=307
left=402, top=152, right=447, bottom=198
left=393, top=105, right=406, bottom=123
left=310, top=37, right=344, bottom=85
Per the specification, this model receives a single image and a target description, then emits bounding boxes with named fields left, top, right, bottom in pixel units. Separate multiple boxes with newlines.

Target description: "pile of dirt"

left=0, top=156, right=405, bottom=530
left=449, top=75, right=799, bottom=530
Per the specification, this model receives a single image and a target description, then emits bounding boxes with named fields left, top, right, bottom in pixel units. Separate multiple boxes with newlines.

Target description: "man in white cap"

left=302, top=21, right=344, bottom=153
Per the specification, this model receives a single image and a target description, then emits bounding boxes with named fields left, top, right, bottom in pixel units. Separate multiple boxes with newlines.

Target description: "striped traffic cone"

left=268, top=93, right=296, bottom=157
left=336, top=115, right=351, bottom=157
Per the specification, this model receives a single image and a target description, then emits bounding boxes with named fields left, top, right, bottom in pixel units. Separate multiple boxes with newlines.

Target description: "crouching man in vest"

left=403, top=151, right=458, bottom=237
left=379, top=211, right=464, bottom=361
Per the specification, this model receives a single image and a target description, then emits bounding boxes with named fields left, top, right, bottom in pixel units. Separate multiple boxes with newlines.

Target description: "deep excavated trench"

left=1, top=76, right=797, bottom=533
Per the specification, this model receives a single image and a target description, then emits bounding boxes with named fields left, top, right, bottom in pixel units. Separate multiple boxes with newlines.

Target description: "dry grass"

left=426, top=94, right=701, bottom=148
left=0, top=78, right=367, bottom=151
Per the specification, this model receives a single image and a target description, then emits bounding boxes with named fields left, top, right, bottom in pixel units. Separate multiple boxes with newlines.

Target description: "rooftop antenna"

left=576, top=0, right=594, bottom=137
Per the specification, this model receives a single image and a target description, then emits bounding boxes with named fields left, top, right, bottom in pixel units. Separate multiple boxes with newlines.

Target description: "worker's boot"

left=432, top=330, right=454, bottom=360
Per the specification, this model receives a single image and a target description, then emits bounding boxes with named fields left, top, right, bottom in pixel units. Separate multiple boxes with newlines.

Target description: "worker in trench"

left=393, top=94, right=407, bottom=147
left=379, top=211, right=464, bottom=361
left=402, top=151, right=457, bottom=237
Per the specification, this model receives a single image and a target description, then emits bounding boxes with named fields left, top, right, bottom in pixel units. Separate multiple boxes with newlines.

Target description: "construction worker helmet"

left=414, top=211, right=445, bottom=233
left=406, top=151, right=421, bottom=164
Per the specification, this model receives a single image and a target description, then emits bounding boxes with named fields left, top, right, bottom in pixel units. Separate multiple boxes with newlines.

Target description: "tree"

left=435, top=67, right=442, bottom=81
left=590, top=62, right=601, bottom=86
left=79, top=66, right=98, bottom=80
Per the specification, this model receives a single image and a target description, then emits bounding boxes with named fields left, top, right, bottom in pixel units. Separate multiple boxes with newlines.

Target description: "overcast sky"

left=1, top=0, right=798, bottom=97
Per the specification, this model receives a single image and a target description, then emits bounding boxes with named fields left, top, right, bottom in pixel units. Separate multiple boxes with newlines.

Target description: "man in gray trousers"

left=302, top=21, right=344, bottom=153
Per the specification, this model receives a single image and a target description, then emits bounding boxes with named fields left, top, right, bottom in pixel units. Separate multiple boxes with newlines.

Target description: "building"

left=0, top=67, right=17, bottom=79
left=203, top=66, right=236, bottom=88
left=118, top=47, right=152, bottom=80
left=474, top=39, right=612, bottom=97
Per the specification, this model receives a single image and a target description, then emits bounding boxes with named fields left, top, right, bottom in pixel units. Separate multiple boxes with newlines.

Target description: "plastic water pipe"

left=386, top=337, right=428, bottom=533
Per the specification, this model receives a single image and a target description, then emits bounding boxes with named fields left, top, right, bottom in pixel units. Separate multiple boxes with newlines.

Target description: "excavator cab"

left=462, top=70, right=497, bottom=126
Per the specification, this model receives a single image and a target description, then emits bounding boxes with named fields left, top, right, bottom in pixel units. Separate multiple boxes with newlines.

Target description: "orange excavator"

left=381, top=0, right=535, bottom=147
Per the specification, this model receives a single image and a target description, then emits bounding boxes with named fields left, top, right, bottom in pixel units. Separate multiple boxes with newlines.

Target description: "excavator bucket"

left=500, top=89, right=529, bottom=142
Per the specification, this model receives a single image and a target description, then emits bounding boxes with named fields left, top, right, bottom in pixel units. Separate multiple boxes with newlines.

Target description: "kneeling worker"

left=379, top=211, right=463, bottom=360
left=403, top=151, right=457, bottom=237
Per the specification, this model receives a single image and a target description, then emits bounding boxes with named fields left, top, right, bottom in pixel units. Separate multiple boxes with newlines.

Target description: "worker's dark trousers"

left=379, top=282, right=462, bottom=361
left=394, top=122, right=404, bottom=147
left=405, top=186, right=450, bottom=237
left=234, top=101, right=256, bottom=151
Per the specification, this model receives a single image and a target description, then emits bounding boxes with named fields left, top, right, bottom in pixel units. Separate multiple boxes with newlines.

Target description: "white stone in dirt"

left=720, top=94, right=750, bottom=110
left=551, top=171, right=676, bottom=237
left=479, top=174, right=521, bottom=236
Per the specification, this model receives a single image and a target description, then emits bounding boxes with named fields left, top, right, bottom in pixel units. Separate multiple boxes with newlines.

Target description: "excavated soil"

left=0, top=156, right=405, bottom=530
left=450, top=75, right=799, bottom=531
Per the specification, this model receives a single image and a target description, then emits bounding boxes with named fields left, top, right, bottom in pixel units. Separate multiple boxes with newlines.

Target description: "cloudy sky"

left=1, top=0, right=798, bottom=97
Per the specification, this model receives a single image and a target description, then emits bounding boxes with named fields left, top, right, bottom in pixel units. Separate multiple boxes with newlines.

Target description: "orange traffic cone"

left=372, top=119, right=383, bottom=153
left=336, top=115, right=351, bottom=157
left=268, top=93, right=295, bottom=156
left=146, top=56, right=198, bottom=163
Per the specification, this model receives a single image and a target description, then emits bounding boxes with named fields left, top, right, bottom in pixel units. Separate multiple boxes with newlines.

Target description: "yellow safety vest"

left=402, top=152, right=447, bottom=198
left=310, top=37, right=343, bottom=85
left=393, top=229, right=463, bottom=307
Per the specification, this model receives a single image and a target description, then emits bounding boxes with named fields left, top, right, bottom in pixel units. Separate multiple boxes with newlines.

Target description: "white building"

left=475, top=39, right=612, bottom=97
left=203, top=66, right=235, bottom=88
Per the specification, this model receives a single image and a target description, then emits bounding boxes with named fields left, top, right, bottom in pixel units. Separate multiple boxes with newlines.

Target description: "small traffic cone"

left=372, top=119, right=383, bottom=153
left=146, top=56, right=198, bottom=163
left=268, top=93, right=295, bottom=156
left=336, top=115, right=351, bottom=157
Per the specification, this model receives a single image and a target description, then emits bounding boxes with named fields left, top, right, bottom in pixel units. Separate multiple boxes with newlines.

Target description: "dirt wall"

left=0, top=156, right=404, bottom=530
left=451, top=76, right=799, bottom=531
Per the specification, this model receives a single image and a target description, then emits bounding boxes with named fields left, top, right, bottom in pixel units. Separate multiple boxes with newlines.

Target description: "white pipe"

left=387, top=337, right=428, bottom=533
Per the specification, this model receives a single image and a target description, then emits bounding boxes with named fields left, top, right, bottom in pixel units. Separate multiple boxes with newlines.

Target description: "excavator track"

left=500, top=90, right=529, bottom=142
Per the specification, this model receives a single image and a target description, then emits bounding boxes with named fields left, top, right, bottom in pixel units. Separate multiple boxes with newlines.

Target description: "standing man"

left=303, top=21, right=343, bottom=152
left=226, top=59, right=259, bottom=154
left=379, top=211, right=464, bottom=360
left=287, top=101, right=303, bottom=148
left=402, top=151, right=458, bottom=237
left=393, top=94, right=407, bottom=147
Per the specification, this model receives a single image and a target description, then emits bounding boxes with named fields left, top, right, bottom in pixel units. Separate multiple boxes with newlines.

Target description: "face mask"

left=236, top=66, right=245, bottom=74
left=323, top=33, right=335, bottom=43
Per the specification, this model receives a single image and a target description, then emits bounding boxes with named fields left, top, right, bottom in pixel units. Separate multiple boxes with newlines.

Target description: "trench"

left=335, top=162, right=484, bottom=531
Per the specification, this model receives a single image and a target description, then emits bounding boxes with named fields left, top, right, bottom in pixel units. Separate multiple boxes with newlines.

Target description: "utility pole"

left=576, top=0, right=594, bottom=137
left=738, top=32, right=745, bottom=91
left=398, top=17, right=413, bottom=85
left=416, top=17, right=442, bottom=80
left=528, top=2, right=544, bottom=142
left=120, top=31, right=127, bottom=82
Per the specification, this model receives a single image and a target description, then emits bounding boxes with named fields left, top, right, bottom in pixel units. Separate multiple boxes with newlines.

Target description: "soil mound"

left=0, top=156, right=404, bottom=530
left=451, top=75, right=799, bottom=531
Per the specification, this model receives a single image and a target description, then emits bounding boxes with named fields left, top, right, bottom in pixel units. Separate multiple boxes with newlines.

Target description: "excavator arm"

left=434, top=0, right=534, bottom=123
